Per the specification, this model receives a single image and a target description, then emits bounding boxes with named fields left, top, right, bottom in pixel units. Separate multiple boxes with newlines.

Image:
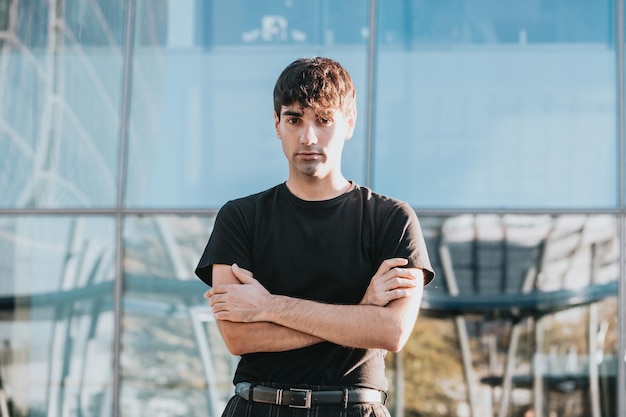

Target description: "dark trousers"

left=221, top=395, right=391, bottom=417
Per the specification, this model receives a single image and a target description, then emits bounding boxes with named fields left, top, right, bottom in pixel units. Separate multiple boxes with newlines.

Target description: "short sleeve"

left=376, top=202, right=435, bottom=286
left=194, top=201, right=254, bottom=286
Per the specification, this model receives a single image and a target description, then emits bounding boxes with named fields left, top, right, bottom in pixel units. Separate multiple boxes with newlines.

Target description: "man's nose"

left=300, top=124, right=318, bottom=145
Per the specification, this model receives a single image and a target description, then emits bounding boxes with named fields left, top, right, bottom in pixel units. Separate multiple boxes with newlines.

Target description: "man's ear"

left=274, top=111, right=281, bottom=138
left=345, top=108, right=357, bottom=140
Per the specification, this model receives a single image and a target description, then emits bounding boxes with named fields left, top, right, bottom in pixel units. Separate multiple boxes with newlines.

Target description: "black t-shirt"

left=195, top=183, right=434, bottom=390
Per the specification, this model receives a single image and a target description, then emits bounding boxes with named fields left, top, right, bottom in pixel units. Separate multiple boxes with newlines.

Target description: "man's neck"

left=285, top=176, right=351, bottom=201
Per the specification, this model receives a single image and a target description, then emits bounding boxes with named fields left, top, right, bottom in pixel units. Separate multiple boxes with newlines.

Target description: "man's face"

left=274, top=104, right=356, bottom=179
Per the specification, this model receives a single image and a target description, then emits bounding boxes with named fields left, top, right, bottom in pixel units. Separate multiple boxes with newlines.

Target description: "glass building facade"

left=0, top=1, right=623, bottom=417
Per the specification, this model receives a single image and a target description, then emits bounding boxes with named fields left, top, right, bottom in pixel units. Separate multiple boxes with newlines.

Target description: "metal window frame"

left=0, top=0, right=624, bottom=416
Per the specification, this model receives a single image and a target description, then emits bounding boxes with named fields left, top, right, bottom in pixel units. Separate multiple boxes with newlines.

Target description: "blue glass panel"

left=0, top=216, right=116, bottom=417
left=126, top=0, right=368, bottom=208
left=374, top=0, right=616, bottom=208
left=0, top=1, right=124, bottom=208
left=199, top=0, right=368, bottom=46
left=379, top=0, right=613, bottom=46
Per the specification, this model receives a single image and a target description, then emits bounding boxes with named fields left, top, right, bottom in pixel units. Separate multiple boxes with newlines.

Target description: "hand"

left=205, top=264, right=271, bottom=322
left=360, top=258, right=418, bottom=306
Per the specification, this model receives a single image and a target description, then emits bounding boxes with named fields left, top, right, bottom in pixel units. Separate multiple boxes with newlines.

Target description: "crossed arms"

left=205, top=258, right=425, bottom=355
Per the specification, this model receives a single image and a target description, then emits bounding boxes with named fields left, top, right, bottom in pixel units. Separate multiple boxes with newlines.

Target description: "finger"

left=388, top=288, right=413, bottom=300
left=205, top=288, right=222, bottom=298
left=232, top=264, right=257, bottom=284
left=213, top=311, right=235, bottom=321
left=208, top=294, right=221, bottom=307
left=385, top=277, right=417, bottom=290
left=210, top=296, right=230, bottom=311
left=375, top=258, right=408, bottom=276
left=390, top=267, right=425, bottom=282
left=392, top=268, right=417, bottom=278
left=207, top=285, right=227, bottom=295
left=380, top=267, right=415, bottom=284
left=233, top=263, right=254, bottom=277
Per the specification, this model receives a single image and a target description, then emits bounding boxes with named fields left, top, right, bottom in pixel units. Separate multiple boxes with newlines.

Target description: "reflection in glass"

left=407, top=214, right=619, bottom=417
left=121, top=215, right=236, bottom=417
left=0, top=216, right=116, bottom=417
left=379, top=0, right=613, bottom=46
left=202, top=0, right=368, bottom=46
left=1, top=1, right=624, bottom=416
left=125, top=0, right=369, bottom=208
left=0, top=1, right=124, bottom=208
left=374, top=0, right=616, bottom=208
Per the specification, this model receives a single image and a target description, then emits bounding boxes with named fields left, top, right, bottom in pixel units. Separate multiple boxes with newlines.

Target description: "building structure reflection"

left=0, top=1, right=623, bottom=417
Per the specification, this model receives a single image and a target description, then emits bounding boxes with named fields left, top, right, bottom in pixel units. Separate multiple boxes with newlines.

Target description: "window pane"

left=374, top=0, right=616, bottom=208
left=0, top=215, right=116, bottom=417
left=407, top=214, right=619, bottom=416
left=0, top=1, right=125, bottom=208
left=201, top=0, right=368, bottom=46
left=125, top=0, right=368, bottom=208
left=121, top=215, right=234, bottom=416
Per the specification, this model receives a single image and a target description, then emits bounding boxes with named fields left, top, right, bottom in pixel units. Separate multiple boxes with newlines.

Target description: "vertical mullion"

left=113, top=0, right=136, bottom=416
left=365, top=0, right=378, bottom=189
left=616, top=0, right=626, bottom=416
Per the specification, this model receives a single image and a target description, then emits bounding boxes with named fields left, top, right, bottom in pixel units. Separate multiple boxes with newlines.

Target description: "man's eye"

left=287, top=118, right=300, bottom=124
left=319, top=118, right=333, bottom=125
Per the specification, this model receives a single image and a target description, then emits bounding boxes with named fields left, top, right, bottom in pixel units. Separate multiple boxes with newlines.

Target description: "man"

left=195, top=57, right=434, bottom=417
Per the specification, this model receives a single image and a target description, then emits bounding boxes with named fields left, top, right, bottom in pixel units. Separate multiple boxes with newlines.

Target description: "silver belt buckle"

left=289, top=388, right=312, bottom=408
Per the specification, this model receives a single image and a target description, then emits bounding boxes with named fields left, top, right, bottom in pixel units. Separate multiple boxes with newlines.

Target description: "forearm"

left=260, top=293, right=422, bottom=352
left=257, top=264, right=425, bottom=351
left=209, top=262, right=424, bottom=352
left=215, top=320, right=323, bottom=355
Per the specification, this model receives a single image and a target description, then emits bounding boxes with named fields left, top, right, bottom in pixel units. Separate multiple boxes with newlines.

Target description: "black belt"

left=235, top=382, right=386, bottom=409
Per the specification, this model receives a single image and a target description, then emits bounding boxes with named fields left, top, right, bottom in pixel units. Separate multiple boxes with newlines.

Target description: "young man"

left=196, top=57, right=434, bottom=417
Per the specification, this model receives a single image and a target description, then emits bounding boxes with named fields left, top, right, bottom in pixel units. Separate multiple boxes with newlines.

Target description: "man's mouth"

left=297, top=151, right=322, bottom=159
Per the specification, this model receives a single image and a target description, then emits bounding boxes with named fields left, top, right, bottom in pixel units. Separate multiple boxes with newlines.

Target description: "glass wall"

left=125, top=0, right=370, bottom=207
left=413, top=214, right=619, bottom=417
left=0, top=0, right=126, bottom=209
left=0, top=215, right=116, bottom=416
left=120, top=215, right=234, bottom=417
left=374, top=0, right=616, bottom=208
left=0, top=1, right=623, bottom=417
